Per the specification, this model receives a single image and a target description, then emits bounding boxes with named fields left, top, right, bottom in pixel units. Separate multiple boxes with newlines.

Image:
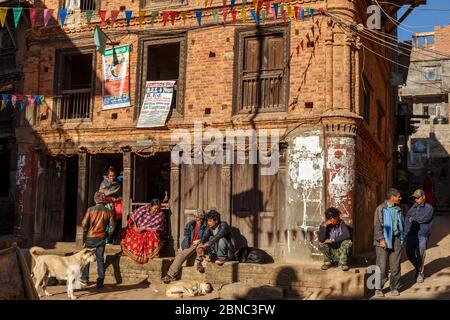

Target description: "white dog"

left=166, top=280, right=213, bottom=298
left=30, top=246, right=97, bottom=299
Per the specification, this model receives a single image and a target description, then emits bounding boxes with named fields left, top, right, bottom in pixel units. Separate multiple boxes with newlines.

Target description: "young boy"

left=318, top=207, right=352, bottom=271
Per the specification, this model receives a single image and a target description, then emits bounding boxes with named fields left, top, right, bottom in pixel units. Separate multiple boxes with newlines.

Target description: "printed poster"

left=102, top=45, right=131, bottom=110
left=137, top=81, right=175, bottom=128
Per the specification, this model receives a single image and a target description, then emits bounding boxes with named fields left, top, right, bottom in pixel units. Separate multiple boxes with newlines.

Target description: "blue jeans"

left=81, top=237, right=106, bottom=282
left=208, top=238, right=234, bottom=261
left=406, top=235, right=428, bottom=275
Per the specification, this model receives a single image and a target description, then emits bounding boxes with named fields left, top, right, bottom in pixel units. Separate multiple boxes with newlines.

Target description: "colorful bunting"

left=204, top=0, right=208, bottom=7
left=139, top=10, right=146, bottom=25
left=59, top=8, right=67, bottom=27
left=308, top=8, right=315, bottom=19
left=125, top=10, right=133, bottom=27
left=294, top=6, right=300, bottom=20
left=250, top=9, right=259, bottom=25
left=265, top=1, right=271, bottom=17
left=0, top=7, right=8, bottom=28
left=1, top=94, right=8, bottom=109
left=212, top=10, right=219, bottom=24
left=273, top=3, right=279, bottom=19
left=94, top=25, right=107, bottom=55
left=301, top=8, right=305, bottom=21
left=163, top=11, right=170, bottom=26
left=29, top=8, right=38, bottom=28
left=43, top=9, right=54, bottom=27
left=242, top=0, right=247, bottom=7
left=223, top=9, right=229, bottom=25
left=241, top=9, right=247, bottom=23
left=260, top=8, right=266, bottom=24
left=99, top=9, right=107, bottom=26
left=252, top=0, right=257, bottom=10
left=11, top=95, right=17, bottom=108
left=195, top=9, right=202, bottom=26
left=170, top=11, right=177, bottom=26
left=232, top=8, right=238, bottom=23
left=230, top=0, right=236, bottom=11
left=86, top=9, right=94, bottom=25
left=181, top=12, right=187, bottom=24
left=40, top=96, right=45, bottom=105
left=151, top=11, right=158, bottom=24
left=110, top=10, right=120, bottom=25
left=13, top=7, right=22, bottom=28
left=223, top=0, right=227, bottom=7
left=34, top=95, right=40, bottom=106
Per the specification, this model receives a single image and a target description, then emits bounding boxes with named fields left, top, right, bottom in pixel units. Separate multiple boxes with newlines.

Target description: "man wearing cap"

left=405, top=189, right=434, bottom=283
left=162, top=209, right=208, bottom=283
left=80, top=191, right=115, bottom=288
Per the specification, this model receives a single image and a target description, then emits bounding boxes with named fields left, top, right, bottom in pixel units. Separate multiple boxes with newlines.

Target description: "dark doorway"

left=63, top=155, right=78, bottom=242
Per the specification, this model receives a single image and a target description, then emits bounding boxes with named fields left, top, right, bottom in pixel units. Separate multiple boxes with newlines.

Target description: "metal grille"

left=58, top=88, right=92, bottom=120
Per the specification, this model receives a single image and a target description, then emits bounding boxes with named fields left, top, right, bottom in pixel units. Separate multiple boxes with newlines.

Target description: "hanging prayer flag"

left=102, top=45, right=131, bottom=110
left=181, top=12, right=187, bottom=24
left=204, top=0, right=208, bottom=6
left=73, top=9, right=81, bottom=28
left=223, top=0, right=227, bottom=7
left=212, top=10, right=219, bottom=24
left=34, top=95, right=40, bottom=106
left=151, top=11, right=158, bottom=24
left=26, top=95, right=34, bottom=107
left=241, top=9, right=247, bottom=23
left=86, top=9, right=94, bottom=25
left=242, top=0, right=247, bottom=7
left=162, top=11, right=170, bottom=26
left=294, top=6, right=300, bottom=20
left=111, top=10, right=120, bottom=25
left=1, top=94, right=8, bottom=109
left=19, top=97, right=25, bottom=111
left=250, top=9, right=259, bottom=25
left=252, top=0, right=257, bottom=9
left=29, top=8, right=38, bottom=28
left=125, top=10, right=132, bottom=27
left=99, top=10, right=107, bottom=26
left=195, top=9, right=202, bottom=26
left=260, top=8, right=266, bottom=24
left=287, top=5, right=295, bottom=20
left=59, top=8, right=68, bottom=27
left=40, top=96, right=45, bottom=105
left=308, top=8, right=315, bottom=19
left=94, top=25, right=107, bottom=55
left=230, top=0, right=236, bottom=11
left=283, top=9, right=287, bottom=23
left=265, top=1, right=271, bottom=17
left=301, top=8, right=305, bottom=21
left=223, top=9, right=229, bottom=25
left=43, top=9, right=54, bottom=27
left=139, top=10, right=146, bottom=24
left=170, top=11, right=177, bottom=26
left=137, top=81, right=176, bottom=128
left=11, top=95, right=17, bottom=107
left=13, top=7, right=22, bottom=28
left=232, top=8, right=238, bottom=22
left=273, top=3, right=278, bottom=18
left=0, top=7, right=8, bottom=28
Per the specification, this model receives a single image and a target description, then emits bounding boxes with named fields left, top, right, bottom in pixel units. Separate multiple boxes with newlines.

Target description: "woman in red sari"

left=120, top=199, right=166, bottom=264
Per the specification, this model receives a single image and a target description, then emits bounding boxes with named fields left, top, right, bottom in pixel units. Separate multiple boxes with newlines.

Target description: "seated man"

left=318, top=207, right=352, bottom=271
left=196, top=210, right=235, bottom=267
left=162, top=209, right=208, bottom=283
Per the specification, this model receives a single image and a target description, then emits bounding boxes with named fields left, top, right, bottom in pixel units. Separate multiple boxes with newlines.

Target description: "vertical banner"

left=137, top=81, right=175, bottom=128
left=102, top=45, right=131, bottom=110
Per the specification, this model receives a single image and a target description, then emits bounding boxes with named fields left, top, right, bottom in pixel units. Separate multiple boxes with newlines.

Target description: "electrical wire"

left=378, top=1, right=450, bottom=11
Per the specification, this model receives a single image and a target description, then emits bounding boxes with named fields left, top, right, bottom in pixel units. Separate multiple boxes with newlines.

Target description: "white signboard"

left=137, top=81, right=175, bottom=128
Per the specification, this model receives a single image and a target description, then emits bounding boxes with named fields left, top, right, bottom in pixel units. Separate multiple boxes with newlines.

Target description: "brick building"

left=399, top=25, right=450, bottom=210
left=11, top=0, right=419, bottom=261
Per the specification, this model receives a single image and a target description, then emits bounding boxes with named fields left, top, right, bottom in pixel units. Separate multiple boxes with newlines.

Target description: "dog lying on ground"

left=166, top=280, right=213, bottom=298
left=30, top=246, right=96, bottom=299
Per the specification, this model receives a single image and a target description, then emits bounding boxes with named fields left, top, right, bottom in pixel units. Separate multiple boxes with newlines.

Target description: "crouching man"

left=196, top=210, right=235, bottom=267
left=162, top=209, right=208, bottom=283
left=318, top=207, right=352, bottom=271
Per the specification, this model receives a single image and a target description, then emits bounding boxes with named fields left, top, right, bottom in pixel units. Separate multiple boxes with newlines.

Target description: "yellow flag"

left=0, top=7, right=8, bottom=27
left=287, top=5, right=295, bottom=20
left=139, top=10, right=146, bottom=25
left=204, top=0, right=208, bottom=6
left=181, top=12, right=187, bottom=24
left=253, top=0, right=257, bottom=9
left=241, top=9, right=247, bottom=23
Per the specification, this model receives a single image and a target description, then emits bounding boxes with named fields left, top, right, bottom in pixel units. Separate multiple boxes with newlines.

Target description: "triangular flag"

left=223, top=0, right=227, bottom=7
left=110, top=10, right=120, bottom=25
left=170, top=11, right=177, bottom=26
left=232, top=9, right=237, bottom=22
left=43, top=9, right=54, bottom=27
left=265, top=1, right=271, bottom=16
left=230, top=0, right=236, bottom=11
left=11, top=95, right=17, bottom=107
left=212, top=10, right=219, bottom=24
left=250, top=10, right=259, bottom=25
left=195, top=9, right=202, bottom=26
left=283, top=9, right=287, bottom=23
left=273, top=3, right=278, bottom=18
left=308, top=8, right=315, bottom=19
left=181, top=12, right=187, bottom=24
left=253, top=0, right=257, bottom=9
left=204, top=0, right=208, bottom=6
left=162, top=11, right=170, bottom=26
left=242, top=0, right=247, bottom=8
left=125, top=10, right=132, bottom=27
left=0, top=100, right=4, bottom=111
left=26, top=95, right=34, bottom=107
left=1, top=94, right=8, bottom=108
left=287, top=5, right=295, bottom=20
left=301, top=8, right=305, bottom=21
left=59, top=8, right=67, bottom=27
left=40, top=96, right=45, bottom=105
left=257, top=0, right=264, bottom=12
left=12, top=7, right=22, bottom=28
left=260, top=8, right=266, bottom=24
left=0, top=8, right=8, bottom=28
left=73, top=9, right=81, bottom=28
left=86, top=9, right=94, bottom=25
left=94, top=25, right=107, bottom=55
left=294, top=6, right=300, bottom=20
left=99, top=9, right=107, bottom=26
left=223, top=9, right=229, bottom=25
left=29, top=8, right=38, bottom=28
left=19, top=97, right=25, bottom=112
left=241, top=9, right=247, bottom=23
left=34, top=95, right=40, bottom=106
left=139, top=10, right=146, bottom=25
left=151, top=11, right=158, bottom=24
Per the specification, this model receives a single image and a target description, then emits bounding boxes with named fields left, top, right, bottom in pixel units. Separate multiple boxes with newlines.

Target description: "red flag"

left=294, top=6, right=300, bottom=20
left=43, top=9, right=54, bottom=27
left=99, top=10, right=107, bottom=26
left=29, top=8, right=38, bottom=28
left=163, top=11, right=170, bottom=26
left=170, top=11, right=177, bottom=26
left=283, top=10, right=287, bottom=23
left=265, top=1, right=271, bottom=17
left=110, top=10, right=120, bottom=25
left=223, top=0, right=227, bottom=7
left=223, top=8, right=229, bottom=24
left=257, top=0, right=264, bottom=13
left=232, top=8, right=237, bottom=22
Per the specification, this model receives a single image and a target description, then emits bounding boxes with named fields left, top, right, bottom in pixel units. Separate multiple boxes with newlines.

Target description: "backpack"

left=235, top=247, right=274, bottom=264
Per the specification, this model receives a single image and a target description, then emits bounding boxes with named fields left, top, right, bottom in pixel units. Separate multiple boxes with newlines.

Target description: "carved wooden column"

left=76, top=148, right=89, bottom=247
left=221, top=164, right=232, bottom=224
left=33, top=148, right=47, bottom=244
left=121, top=146, right=133, bottom=229
left=169, top=161, right=181, bottom=254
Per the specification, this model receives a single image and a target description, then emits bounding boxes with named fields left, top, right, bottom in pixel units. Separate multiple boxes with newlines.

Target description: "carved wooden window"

left=60, top=0, right=100, bottom=12
left=234, top=26, right=289, bottom=114
left=140, top=0, right=186, bottom=10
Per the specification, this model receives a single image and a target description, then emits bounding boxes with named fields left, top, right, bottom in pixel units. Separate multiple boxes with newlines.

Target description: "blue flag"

left=125, top=10, right=133, bottom=27
left=301, top=8, right=305, bottom=21
left=230, top=0, right=236, bottom=11
left=251, top=10, right=259, bottom=25
left=273, top=3, right=279, bottom=18
left=34, top=95, right=40, bottom=106
left=308, top=8, right=315, bottom=19
left=195, top=9, right=202, bottom=26
left=59, top=8, right=67, bottom=27
left=1, top=94, right=8, bottom=108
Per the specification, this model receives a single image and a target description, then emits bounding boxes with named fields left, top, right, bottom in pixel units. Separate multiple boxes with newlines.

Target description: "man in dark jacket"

left=80, top=192, right=115, bottom=288
left=196, top=210, right=234, bottom=267
left=405, top=189, right=434, bottom=283
left=373, top=188, right=405, bottom=297
left=162, top=209, right=207, bottom=283
left=318, top=207, right=352, bottom=271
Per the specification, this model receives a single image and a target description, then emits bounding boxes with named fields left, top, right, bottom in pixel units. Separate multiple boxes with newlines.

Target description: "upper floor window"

left=61, top=0, right=99, bottom=12
left=422, top=66, right=441, bottom=81
left=234, top=27, right=289, bottom=114
left=141, top=0, right=185, bottom=9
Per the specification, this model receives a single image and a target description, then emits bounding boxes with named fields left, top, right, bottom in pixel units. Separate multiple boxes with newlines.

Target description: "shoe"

left=80, top=279, right=88, bottom=287
left=341, top=264, right=350, bottom=271
left=416, top=273, right=424, bottom=283
left=162, top=275, right=174, bottom=284
left=205, top=256, right=211, bottom=263
left=196, top=263, right=205, bottom=274
left=390, top=289, right=400, bottom=296
left=374, top=290, right=384, bottom=297
left=96, top=279, right=104, bottom=289
left=215, top=259, right=225, bottom=266
left=321, top=263, right=331, bottom=270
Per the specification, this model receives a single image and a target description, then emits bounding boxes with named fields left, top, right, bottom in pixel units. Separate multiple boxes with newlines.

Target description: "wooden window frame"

left=135, top=33, right=187, bottom=121
left=53, top=46, right=97, bottom=123
left=233, top=25, right=290, bottom=115
left=140, top=0, right=186, bottom=10
left=59, top=0, right=101, bottom=12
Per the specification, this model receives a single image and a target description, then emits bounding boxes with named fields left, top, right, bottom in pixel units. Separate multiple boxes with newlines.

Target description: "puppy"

left=30, top=246, right=96, bottom=299
left=166, top=280, right=213, bottom=298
